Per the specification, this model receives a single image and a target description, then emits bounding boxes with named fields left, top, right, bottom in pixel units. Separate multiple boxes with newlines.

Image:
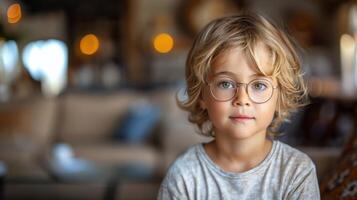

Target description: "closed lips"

left=229, top=115, right=255, bottom=119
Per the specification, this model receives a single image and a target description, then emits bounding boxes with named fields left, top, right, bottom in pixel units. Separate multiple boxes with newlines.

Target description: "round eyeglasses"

left=208, top=77, right=277, bottom=104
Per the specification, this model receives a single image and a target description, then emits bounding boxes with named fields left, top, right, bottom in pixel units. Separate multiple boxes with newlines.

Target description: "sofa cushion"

left=58, top=91, right=141, bottom=144
left=112, top=100, right=161, bottom=144
left=72, top=143, right=160, bottom=169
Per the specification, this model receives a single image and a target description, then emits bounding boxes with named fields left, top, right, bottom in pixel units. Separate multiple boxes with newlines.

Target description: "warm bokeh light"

left=153, top=33, right=174, bottom=53
left=7, top=3, right=22, bottom=24
left=80, top=34, right=100, bottom=55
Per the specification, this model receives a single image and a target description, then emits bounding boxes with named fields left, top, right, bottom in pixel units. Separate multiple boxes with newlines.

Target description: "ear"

left=199, top=99, right=207, bottom=110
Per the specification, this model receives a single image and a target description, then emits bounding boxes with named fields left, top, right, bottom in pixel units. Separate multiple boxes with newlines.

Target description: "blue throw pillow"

left=113, top=102, right=161, bottom=143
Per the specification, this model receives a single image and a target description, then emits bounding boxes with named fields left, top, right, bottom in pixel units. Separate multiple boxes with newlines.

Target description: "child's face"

left=200, top=44, right=278, bottom=140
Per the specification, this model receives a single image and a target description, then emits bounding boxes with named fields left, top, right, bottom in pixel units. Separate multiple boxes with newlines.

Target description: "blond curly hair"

left=178, top=12, right=309, bottom=137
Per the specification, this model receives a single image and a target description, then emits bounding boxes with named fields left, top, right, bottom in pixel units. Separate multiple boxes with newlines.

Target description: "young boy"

left=158, top=13, right=320, bottom=199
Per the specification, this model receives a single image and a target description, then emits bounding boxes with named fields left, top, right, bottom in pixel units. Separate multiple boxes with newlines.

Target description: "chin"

left=221, top=128, right=257, bottom=140
left=231, top=125, right=269, bottom=139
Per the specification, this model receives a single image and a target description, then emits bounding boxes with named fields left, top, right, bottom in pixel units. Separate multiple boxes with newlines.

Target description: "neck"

left=205, top=130, right=272, bottom=172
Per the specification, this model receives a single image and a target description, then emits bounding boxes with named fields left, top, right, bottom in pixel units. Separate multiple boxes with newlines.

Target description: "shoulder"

left=277, top=140, right=316, bottom=170
left=275, top=141, right=320, bottom=199
left=274, top=141, right=318, bottom=186
left=162, top=144, right=203, bottom=183
left=158, top=144, right=204, bottom=198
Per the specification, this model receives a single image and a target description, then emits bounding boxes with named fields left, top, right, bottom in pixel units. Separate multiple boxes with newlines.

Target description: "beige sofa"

left=0, top=88, right=341, bottom=199
left=54, top=89, right=209, bottom=176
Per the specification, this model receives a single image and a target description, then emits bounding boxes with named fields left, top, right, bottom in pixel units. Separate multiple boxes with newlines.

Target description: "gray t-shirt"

left=158, top=140, right=320, bottom=200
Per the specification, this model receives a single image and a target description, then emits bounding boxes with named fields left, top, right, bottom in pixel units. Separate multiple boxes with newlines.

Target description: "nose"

left=232, top=85, right=251, bottom=106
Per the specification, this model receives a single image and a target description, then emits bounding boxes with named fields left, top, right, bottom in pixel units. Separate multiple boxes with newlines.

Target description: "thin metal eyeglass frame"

left=207, top=78, right=278, bottom=104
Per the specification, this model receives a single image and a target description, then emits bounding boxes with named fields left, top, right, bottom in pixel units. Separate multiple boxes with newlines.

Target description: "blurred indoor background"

left=0, top=0, right=356, bottom=199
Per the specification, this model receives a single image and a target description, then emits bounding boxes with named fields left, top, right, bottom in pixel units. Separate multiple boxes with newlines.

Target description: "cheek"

left=257, top=93, right=278, bottom=120
left=257, top=103, right=275, bottom=117
left=206, top=101, right=229, bottom=121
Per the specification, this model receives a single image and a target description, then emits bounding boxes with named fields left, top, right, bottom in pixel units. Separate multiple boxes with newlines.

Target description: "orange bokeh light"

left=80, top=34, right=100, bottom=55
left=153, top=33, right=174, bottom=53
left=7, top=3, right=22, bottom=24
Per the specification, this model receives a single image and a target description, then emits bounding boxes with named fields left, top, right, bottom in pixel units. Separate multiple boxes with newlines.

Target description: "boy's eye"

left=251, top=81, right=268, bottom=91
left=217, top=81, right=235, bottom=89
